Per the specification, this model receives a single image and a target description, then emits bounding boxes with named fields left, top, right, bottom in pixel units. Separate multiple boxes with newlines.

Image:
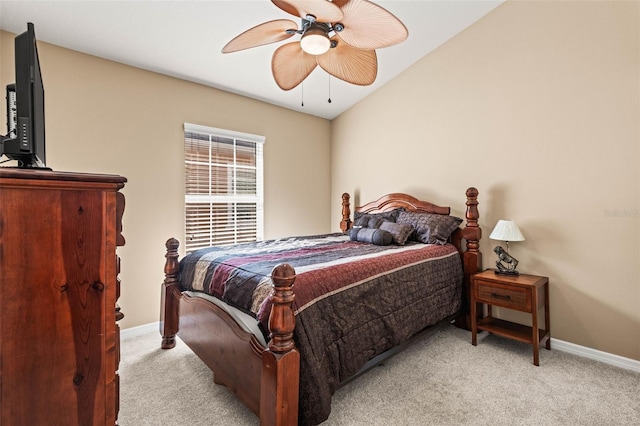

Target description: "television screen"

left=1, top=23, right=47, bottom=169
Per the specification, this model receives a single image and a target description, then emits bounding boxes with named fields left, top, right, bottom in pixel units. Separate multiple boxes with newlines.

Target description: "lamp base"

left=495, top=269, right=520, bottom=276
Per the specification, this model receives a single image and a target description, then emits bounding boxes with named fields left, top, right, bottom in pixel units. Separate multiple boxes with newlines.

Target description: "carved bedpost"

left=462, top=187, right=482, bottom=273
left=454, top=188, right=483, bottom=330
left=160, top=238, right=181, bottom=349
left=340, top=193, right=352, bottom=233
left=260, top=264, right=300, bottom=426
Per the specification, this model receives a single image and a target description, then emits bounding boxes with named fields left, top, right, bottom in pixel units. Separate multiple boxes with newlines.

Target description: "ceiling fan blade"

left=271, top=42, right=318, bottom=90
left=271, top=0, right=343, bottom=22
left=316, top=37, right=377, bottom=86
left=222, top=19, right=297, bottom=53
left=334, top=0, right=408, bottom=50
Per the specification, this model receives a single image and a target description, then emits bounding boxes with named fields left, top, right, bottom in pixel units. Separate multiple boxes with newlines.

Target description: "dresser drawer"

left=475, top=280, right=531, bottom=311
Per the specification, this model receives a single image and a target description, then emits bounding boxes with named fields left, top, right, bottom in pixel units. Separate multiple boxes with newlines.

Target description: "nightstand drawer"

left=476, top=280, right=530, bottom=311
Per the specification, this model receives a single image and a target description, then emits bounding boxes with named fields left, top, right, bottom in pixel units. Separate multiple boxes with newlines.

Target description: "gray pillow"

left=349, top=227, right=393, bottom=246
left=353, top=209, right=400, bottom=224
left=378, top=220, right=413, bottom=245
left=396, top=210, right=463, bottom=245
left=353, top=215, right=384, bottom=229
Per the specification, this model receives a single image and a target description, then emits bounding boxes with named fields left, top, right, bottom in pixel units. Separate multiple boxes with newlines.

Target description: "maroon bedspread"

left=179, top=233, right=463, bottom=425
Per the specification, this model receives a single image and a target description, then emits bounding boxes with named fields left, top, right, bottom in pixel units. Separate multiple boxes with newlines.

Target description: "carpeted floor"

left=118, top=325, right=640, bottom=425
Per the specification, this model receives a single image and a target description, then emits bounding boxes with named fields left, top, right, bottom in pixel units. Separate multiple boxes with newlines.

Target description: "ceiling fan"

left=222, top=0, right=409, bottom=91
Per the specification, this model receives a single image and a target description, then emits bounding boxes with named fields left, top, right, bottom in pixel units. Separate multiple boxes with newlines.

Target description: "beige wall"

left=0, top=30, right=332, bottom=330
left=332, top=0, right=639, bottom=360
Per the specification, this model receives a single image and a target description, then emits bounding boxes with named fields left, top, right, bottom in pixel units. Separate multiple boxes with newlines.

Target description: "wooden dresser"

left=0, top=168, right=126, bottom=425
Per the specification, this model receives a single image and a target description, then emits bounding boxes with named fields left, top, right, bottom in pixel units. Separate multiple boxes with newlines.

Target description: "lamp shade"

left=489, top=220, right=525, bottom=242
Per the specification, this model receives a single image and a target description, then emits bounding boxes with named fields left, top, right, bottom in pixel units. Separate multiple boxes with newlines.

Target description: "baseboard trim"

left=551, top=337, right=640, bottom=373
left=121, top=322, right=639, bottom=373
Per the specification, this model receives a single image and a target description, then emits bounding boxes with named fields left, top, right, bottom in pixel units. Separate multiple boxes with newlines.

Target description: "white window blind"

left=184, top=123, right=264, bottom=253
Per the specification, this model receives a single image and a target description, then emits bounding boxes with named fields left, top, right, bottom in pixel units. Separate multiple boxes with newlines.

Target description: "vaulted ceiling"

left=0, top=1, right=503, bottom=120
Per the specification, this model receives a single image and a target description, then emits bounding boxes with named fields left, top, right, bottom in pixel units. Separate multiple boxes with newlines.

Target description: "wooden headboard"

left=340, top=189, right=480, bottom=249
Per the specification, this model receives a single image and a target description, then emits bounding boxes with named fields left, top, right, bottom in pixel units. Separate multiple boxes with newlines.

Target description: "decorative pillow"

left=349, top=227, right=393, bottom=246
left=378, top=220, right=414, bottom=245
left=353, top=209, right=400, bottom=224
left=353, top=215, right=384, bottom=229
left=396, top=210, right=463, bottom=245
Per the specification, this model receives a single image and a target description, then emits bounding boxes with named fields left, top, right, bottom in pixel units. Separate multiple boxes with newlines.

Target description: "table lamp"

left=489, top=220, right=525, bottom=275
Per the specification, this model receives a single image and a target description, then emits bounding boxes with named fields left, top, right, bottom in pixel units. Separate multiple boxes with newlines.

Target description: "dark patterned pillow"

left=396, top=210, right=463, bottom=245
left=349, top=227, right=393, bottom=246
left=378, top=220, right=414, bottom=245
left=353, top=209, right=400, bottom=224
left=353, top=215, right=384, bottom=229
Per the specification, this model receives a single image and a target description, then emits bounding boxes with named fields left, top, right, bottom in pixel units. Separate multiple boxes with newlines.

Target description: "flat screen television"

left=1, top=23, right=47, bottom=169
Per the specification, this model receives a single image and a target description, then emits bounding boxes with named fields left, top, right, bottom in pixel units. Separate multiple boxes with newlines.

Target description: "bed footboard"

left=159, top=239, right=299, bottom=426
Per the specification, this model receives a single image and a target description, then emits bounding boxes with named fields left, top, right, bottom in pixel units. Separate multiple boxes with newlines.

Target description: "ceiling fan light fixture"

left=223, top=0, right=409, bottom=90
left=300, top=28, right=331, bottom=55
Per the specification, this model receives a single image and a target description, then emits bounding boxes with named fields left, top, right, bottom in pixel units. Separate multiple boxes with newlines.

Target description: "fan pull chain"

left=328, top=75, right=332, bottom=103
left=301, top=82, right=304, bottom=107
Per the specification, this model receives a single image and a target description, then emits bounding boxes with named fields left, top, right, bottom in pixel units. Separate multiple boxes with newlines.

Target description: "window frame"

left=184, top=123, right=265, bottom=253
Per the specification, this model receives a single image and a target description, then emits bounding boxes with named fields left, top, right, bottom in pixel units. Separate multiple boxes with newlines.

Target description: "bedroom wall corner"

left=331, top=0, right=640, bottom=361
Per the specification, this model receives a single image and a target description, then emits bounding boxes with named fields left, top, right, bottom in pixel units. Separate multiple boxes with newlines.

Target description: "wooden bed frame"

left=160, top=188, right=481, bottom=426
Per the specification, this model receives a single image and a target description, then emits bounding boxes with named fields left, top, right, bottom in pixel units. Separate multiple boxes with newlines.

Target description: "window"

left=184, top=123, right=264, bottom=253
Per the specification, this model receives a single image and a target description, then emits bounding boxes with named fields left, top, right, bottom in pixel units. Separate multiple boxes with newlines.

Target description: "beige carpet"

left=118, top=325, right=639, bottom=425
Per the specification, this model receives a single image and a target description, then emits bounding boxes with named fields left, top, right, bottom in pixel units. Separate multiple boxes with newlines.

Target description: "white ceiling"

left=0, top=1, right=503, bottom=120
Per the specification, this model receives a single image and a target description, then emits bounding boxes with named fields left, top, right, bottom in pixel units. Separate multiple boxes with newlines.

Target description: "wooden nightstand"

left=471, top=270, right=550, bottom=366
